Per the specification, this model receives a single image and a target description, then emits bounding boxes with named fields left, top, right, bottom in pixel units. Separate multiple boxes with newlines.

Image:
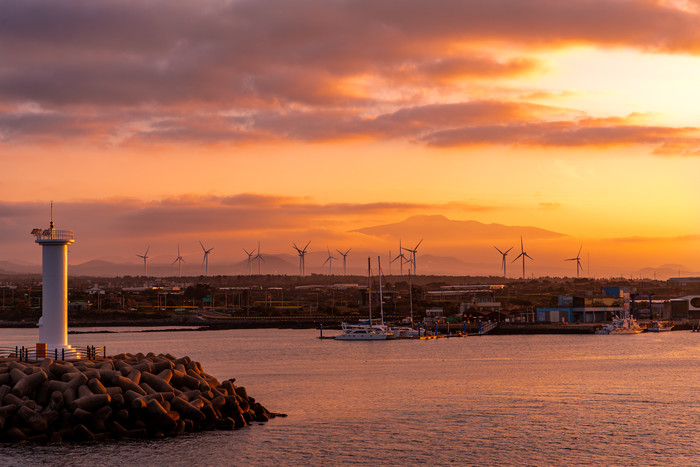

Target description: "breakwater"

left=0, top=352, right=283, bottom=443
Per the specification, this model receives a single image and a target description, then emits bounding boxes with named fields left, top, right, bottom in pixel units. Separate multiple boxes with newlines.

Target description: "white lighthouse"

left=31, top=208, right=78, bottom=357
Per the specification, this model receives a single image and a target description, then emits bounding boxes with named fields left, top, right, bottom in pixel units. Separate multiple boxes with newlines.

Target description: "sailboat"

left=388, top=268, right=421, bottom=338
left=335, top=257, right=393, bottom=340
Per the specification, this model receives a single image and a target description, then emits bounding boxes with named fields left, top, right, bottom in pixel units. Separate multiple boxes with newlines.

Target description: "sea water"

left=1, top=327, right=700, bottom=466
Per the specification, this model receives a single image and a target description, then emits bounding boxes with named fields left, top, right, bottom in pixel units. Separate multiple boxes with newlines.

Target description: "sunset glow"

left=1, top=0, right=699, bottom=278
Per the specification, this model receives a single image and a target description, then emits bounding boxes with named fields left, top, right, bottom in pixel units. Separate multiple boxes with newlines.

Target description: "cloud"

left=0, top=195, right=506, bottom=262
left=2, top=0, right=700, bottom=154
left=420, top=118, right=700, bottom=150
left=608, top=234, right=700, bottom=243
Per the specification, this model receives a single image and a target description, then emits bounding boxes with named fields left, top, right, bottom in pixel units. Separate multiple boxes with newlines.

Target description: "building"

left=670, top=295, right=700, bottom=319
left=536, top=287, right=628, bottom=323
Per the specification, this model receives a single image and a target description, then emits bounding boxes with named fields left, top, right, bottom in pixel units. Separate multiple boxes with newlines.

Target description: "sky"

left=1, top=0, right=699, bottom=278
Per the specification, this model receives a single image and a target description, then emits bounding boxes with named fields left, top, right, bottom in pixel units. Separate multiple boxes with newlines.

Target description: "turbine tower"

left=336, top=248, right=351, bottom=276
left=494, top=246, right=513, bottom=278
left=511, top=236, right=534, bottom=279
left=199, top=241, right=214, bottom=276
left=565, top=245, right=584, bottom=278
left=243, top=247, right=256, bottom=275
left=31, top=203, right=78, bottom=356
left=136, top=246, right=150, bottom=276
left=392, top=240, right=409, bottom=275
left=293, top=241, right=311, bottom=277
left=172, top=244, right=185, bottom=277
left=402, top=239, right=423, bottom=276
left=323, top=247, right=336, bottom=275
left=253, top=241, right=264, bottom=275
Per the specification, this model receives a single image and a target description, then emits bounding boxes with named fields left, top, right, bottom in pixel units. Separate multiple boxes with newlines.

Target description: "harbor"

left=1, top=326, right=698, bottom=465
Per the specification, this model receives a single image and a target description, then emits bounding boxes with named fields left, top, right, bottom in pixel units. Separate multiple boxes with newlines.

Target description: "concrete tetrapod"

left=0, top=353, right=285, bottom=443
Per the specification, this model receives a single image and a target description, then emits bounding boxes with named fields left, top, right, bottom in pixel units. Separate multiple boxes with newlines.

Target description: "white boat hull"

left=335, top=322, right=393, bottom=340
left=334, top=332, right=389, bottom=340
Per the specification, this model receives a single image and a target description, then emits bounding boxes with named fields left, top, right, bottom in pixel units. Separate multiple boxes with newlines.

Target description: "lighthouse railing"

left=33, top=229, right=74, bottom=241
left=0, top=344, right=106, bottom=361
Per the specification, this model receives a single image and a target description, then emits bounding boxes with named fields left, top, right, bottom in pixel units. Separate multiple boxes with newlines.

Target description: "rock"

left=17, top=405, right=48, bottom=433
left=0, top=353, right=277, bottom=443
left=70, top=394, right=111, bottom=412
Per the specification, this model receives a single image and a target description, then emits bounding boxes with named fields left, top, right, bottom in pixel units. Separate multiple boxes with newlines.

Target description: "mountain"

left=71, top=260, right=140, bottom=277
left=0, top=261, right=40, bottom=275
left=352, top=215, right=566, bottom=243
left=632, top=264, right=697, bottom=281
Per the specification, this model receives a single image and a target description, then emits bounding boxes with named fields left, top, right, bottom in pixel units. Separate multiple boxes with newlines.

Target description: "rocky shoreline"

left=0, top=353, right=284, bottom=443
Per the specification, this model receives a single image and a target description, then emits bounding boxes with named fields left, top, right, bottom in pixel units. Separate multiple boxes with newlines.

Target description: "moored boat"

left=336, top=257, right=393, bottom=341
left=646, top=320, right=674, bottom=332
left=335, top=322, right=393, bottom=340
left=596, top=313, right=644, bottom=335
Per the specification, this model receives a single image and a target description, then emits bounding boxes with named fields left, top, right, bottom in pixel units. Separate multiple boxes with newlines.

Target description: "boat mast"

left=367, top=257, right=372, bottom=324
left=409, top=269, right=413, bottom=327
left=378, top=256, right=384, bottom=325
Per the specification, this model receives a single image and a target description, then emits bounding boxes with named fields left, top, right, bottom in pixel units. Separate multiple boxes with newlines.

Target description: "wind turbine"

left=392, top=240, right=409, bottom=275
left=323, top=247, right=336, bottom=275
left=511, top=236, right=534, bottom=279
left=199, top=241, right=214, bottom=276
left=243, top=247, right=256, bottom=275
left=402, top=239, right=423, bottom=276
left=336, top=248, right=351, bottom=276
left=494, top=246, right=513, bottom=278
left=172, top=244, right=185, bottom=277
left=565, top=245, right=584, bottom=278
left=293, top=241, right=311, bottom=277
left=253, top=241, right=264, bottom=275
left=136, top=245, right=150, bottom=276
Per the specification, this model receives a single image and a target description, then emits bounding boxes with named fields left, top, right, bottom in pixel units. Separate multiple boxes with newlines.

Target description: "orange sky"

left=1, top=0, right=699, bottom=278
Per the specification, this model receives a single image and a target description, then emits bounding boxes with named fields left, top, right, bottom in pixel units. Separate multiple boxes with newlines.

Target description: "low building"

left=536, top=290, right=626, bottom=323
left=670, top=295, right=700, bottom=319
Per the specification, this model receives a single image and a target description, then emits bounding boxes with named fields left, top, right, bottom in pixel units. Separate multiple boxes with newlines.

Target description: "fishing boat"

left=336, top=257, right=393, bottom=341
left=595, top=312, right=644, bottom=335
left=645, top=320, right=674, bottom=332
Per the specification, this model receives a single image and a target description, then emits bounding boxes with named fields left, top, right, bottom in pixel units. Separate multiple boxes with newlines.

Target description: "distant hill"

left=0, top=261, right=39, bottom=275
left=632, top=264, right=697, bottom=281
left=352, top=215, right=566, bottom=243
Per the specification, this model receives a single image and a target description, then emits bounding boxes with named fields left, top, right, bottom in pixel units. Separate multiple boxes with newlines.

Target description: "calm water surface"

left=1, top=328, right=700, bottom=466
